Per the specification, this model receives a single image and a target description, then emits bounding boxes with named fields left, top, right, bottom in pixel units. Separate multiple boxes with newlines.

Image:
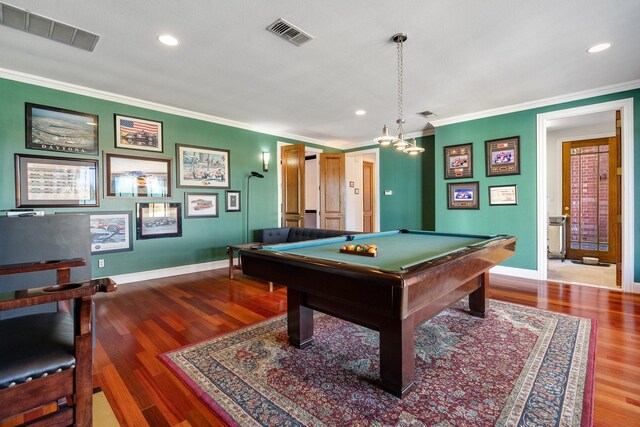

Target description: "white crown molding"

left=0, top=67, right=343, bottom=148
left=430, top=79, right=640, bottom=127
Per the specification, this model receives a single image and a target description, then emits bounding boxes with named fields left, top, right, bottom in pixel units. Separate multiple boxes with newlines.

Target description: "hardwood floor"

left=93, top=269, right=640, bottom=426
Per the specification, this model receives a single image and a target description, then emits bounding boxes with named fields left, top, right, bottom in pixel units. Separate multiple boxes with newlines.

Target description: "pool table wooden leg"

left=379, top=316, right=415, bottom=398
left=287, top=289, right=314, bottom=349
left=468, top=271, right=489, bottom=318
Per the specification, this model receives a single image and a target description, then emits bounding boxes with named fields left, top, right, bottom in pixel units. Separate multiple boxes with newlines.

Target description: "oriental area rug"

left=160, top=300, right=596, bottom=426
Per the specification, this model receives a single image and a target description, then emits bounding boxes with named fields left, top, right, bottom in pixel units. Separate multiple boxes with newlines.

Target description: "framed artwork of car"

left=87, top=211, right=133, bottom=254
left=114, top=114, right=163, bottom=152
left=444, top=143, right=473, bottom=179
left=185, top=193, right=219, bottom=218
left=447, top=181, right=480, bottom=209
left=104, top=152, right=171, bottom=198
left=485, top=136, right=520, bottom=177
left=176, top=144, right=230, bottom=188
left=136, top=202, right=182, bottom=239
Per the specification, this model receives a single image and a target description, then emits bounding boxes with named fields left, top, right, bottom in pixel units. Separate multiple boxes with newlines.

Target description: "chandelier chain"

left=397, top=38, right=404, bottom=123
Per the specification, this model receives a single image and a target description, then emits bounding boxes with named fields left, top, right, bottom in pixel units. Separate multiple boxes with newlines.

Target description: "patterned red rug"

left=160, top=300, right=596, bottom=426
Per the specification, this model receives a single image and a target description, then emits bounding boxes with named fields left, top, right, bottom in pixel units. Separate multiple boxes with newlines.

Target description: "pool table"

left=240, top=229, right=516, bottom=397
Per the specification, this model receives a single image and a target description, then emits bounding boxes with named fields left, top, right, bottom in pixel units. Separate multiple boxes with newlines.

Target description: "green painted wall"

left=352, top=135, right=435, bottom=231
left=0, top=78, right=306, bottom=277
left=435, top=89, right=640, bottom=280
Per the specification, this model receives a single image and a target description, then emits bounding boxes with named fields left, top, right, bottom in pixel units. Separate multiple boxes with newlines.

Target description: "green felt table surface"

left=260, top=230, right=495, bottom=272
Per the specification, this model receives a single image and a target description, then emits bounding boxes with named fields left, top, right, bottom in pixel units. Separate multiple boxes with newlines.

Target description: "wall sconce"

left=262, top=151, right=270, bottom=172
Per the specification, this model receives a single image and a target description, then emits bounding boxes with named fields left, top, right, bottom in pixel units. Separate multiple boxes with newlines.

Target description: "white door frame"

left=345, top=147, right=381, bottom=232
left=536, top=98, right=635, bottom=292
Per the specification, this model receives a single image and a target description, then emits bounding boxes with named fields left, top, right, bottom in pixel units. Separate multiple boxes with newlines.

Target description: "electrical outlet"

left=98, top=259, right=105, bottom=268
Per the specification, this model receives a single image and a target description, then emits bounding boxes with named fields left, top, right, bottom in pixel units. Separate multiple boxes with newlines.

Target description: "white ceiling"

left=1, top=1, right=639, bottom=149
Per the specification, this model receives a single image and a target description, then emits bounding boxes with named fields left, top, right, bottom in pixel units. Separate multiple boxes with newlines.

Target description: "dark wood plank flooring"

left=91, top=269, right=640, bottom=426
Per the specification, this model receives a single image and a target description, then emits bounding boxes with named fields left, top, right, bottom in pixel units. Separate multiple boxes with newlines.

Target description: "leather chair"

left=0, top=258, right=116, bottom=426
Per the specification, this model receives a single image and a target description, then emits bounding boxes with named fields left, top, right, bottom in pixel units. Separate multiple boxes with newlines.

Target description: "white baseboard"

left=635, top=282, right=640, bottom=294
left=104, top=259, right=228, bottom=285
left=490, top=265, right=539, bottom=280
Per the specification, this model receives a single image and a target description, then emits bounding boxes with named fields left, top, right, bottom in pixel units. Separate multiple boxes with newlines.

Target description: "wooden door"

left=319, top=153, right=346, bottom=230
left=615, top=110, right=622, bottom=287
left=562, top=137, right=617, bottom=263
left=362, top=161, right=374, bottom=232
left=281, top=144, right=305, bottom=227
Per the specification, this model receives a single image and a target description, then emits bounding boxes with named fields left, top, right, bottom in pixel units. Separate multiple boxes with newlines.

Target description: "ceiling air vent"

left=417, top=110, right=437, bottom=118
left=0, top=2, right=99, bottom=51
left=266, top=18, right=313, bottom=47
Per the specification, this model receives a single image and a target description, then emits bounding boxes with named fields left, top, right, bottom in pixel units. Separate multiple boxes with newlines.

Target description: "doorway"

left=277, top=143, right=380, bottom=232
left=537, top=99, right=634, bottom=293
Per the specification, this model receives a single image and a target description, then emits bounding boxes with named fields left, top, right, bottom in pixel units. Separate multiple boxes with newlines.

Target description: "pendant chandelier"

left=374, top=33, right=425, bottom=155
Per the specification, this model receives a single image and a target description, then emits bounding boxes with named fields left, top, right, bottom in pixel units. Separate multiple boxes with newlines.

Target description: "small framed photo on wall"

left=88, top=211, right=133, bottom=254
left=444, top=143, right=473, bottom=179
left=447, top=181, right=480, bottom=210
left=225, top=190, right=241, bottom=212
left=185, top=193, right=219, bottom=218
left=136, top=202, right=182, bottom=239
left=114, top=114, right=163, bottom=152
left=485, top=136, right=520, bottom=176
left=488, top=184, right=518, bottom=206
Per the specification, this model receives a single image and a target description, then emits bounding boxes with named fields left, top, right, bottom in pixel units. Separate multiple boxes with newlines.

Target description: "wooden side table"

left=226, top=243, right=273, bottom=291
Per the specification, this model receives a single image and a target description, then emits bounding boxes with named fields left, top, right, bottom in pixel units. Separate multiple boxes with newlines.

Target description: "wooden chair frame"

left=0, top=259, right=116, bottom=426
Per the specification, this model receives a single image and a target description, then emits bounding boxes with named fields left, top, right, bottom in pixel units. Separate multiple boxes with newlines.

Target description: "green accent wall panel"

left=435, top=89, right=640, bottom=281
left=0, top=77, right=302, bottom=277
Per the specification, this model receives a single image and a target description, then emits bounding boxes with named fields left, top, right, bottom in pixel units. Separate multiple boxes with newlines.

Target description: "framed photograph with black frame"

left=185, top=193, right=219, bottom=218
left=88, top=211, right=133, bottom=254
left=488, top=184, right=518, bottom=206
left=176, top=144, right=230, bottom=188
left=25, top=103, right=99, bottom=155
left=444, top=143, right=473, bottom=179
left=114, top=114, right=163, bottom=152
left=225, top=190, right=241, bottom=212
left=485, top=136, right=520, bottom=176
left=104, top=152, right=171, bottom=198
left=447, top=181, right=480, bottom=210
left=15, top=154, right=98, bottom=207
left=136, top=202, right=182, bottom=239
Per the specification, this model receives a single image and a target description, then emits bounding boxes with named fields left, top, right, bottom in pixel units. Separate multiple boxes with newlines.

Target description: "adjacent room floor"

left=547, top=258, right=618, bottom=289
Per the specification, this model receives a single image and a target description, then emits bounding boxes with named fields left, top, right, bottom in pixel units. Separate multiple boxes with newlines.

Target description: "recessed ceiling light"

left=587, top=43, right=611, bottom=53
left=158, top=34, right=179, bottom=46
left=355, top=110, right=366, bottom=116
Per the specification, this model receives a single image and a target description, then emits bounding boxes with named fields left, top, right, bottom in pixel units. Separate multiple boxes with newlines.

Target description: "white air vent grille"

left=0, top=2, right=99, bottom=51
left=266, top=18, right=313, bottom=47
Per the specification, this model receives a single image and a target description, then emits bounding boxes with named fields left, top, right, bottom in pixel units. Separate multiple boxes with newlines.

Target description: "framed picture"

left=485, top=136, right=520, bottom=176
left=104, top=152, right=171, bottom=198
left=185, top=193, right=219, bottom=218
left=88, top=211, right=133, bottom=254
left=447, top=181, right=480, bottom=210
left=488, top=184, right=518, bottom=206
left=176, top=144, right=230, bottom=188
left=15, top=154, right=98, bottom=207
left=136, top=202, right=182, bottom=239
left=25, top=103, right=99, bottom=155
left=444, top=143, right=473, bottom=179
left=114, top=114, right=163, bottom=152
left=225, top=190, right=241, bottom=212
